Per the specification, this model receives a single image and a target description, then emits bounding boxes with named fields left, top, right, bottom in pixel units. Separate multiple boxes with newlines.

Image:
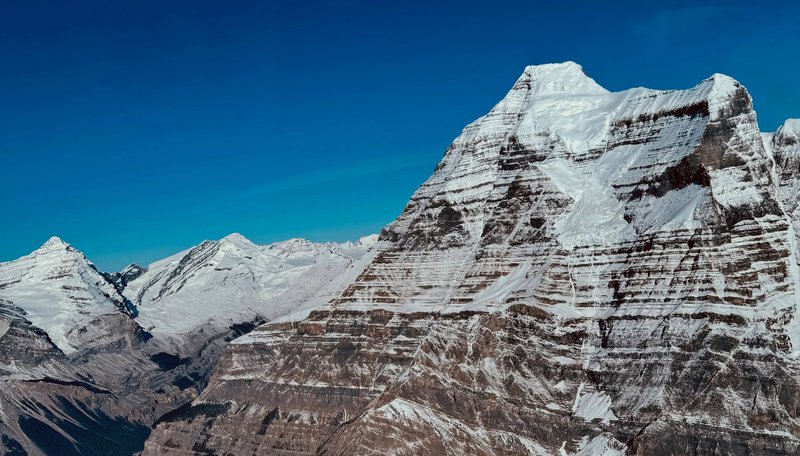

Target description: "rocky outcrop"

left=104, top=264, right=147, bottom=292
left=142, top=63, right=800, bottom=455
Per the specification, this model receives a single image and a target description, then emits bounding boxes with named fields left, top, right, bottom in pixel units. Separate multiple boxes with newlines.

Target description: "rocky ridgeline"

left=141, top=63, right=800, bottom=456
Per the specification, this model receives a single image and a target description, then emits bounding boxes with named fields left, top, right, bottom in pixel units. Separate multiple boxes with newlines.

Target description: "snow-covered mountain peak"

left=39, top=235, right=70, bottom=250
left=776, top=118, right=800, bottom=141
left=0, top=238, right=134, bottom=354
left=124, top=234, right=377, bottom=336
left=105, top=263, right=148, bottom=291
left=771, top=118, right=800, bottom=220
left=697, top=72, right=750, bottom=120
left=139, top=65, right=800, bottom=456
left=355, top=234, right=379, bottom=247
left=705, top=72, right=744, bottom=91
left=376, top=61, right=783, bottom=313
left=5, top=236, right=94, bottom=278
left=216, top=233, right=260, bottom=257
left=30, top=236, right=87, bottom=262
left=518, top=61, right=608, bottom=96
left=219, top=232, right=255, bottom=247
left=121, top=263, right=145, bottom=275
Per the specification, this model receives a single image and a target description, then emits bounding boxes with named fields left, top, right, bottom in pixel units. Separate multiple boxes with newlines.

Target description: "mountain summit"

left=0, top=237, right=136, bottom=353
left=517, top=61, right=608, bottom=96
left=143, top=65, right=800, bottom=455
left=3, top=64, right=800, bottom=456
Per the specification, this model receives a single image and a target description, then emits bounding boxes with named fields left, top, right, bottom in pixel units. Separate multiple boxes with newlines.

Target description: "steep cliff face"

left=142, top=63, right=800, bottom=455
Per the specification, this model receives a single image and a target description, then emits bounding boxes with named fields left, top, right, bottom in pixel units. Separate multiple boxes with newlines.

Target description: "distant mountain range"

left=0, top=232, right=376, bottom=455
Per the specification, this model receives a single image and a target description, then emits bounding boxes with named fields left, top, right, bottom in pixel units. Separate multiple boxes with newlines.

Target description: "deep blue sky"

left=2, top=1, right=799, bottom=271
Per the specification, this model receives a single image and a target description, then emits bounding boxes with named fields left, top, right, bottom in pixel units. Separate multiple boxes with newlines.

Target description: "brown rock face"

left=0, top=296, right=241, bottom=456
left=143, top=63, right=800, bottom=455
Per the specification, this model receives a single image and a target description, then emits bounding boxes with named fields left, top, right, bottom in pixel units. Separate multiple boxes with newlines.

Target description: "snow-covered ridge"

left=123, top=232, right=378, bottom=337
left=0, top=233, right=378, bottom=352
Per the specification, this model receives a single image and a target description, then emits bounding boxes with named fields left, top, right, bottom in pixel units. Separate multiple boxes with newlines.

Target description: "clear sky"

left=2, top=0, right=799, bottom=271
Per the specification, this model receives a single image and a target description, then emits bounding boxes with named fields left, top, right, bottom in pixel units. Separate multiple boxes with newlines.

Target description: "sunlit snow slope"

left=124, top=233, right=378, bottom=336
left=0, top=236, right=135, bottom=354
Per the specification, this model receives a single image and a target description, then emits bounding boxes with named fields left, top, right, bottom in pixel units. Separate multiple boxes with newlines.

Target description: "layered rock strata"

left=143, top=63, right=800, bottom=455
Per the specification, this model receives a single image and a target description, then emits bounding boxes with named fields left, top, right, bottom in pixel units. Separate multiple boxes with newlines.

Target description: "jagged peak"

left=707, top=72, right=740, bottom=84
left=492, top=63, right=752, bottom=127
left=121, top=263, right=145, bottom=274
left=693, top=72, right=750, bottom=120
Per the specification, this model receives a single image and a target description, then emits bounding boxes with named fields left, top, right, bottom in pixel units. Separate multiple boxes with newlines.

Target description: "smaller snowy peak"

left=356, top=234, right=379, bottom=247
left=124, top=234, right=377, bottom=337
left=776, top=119, right=800, bottom=142
left=266, top=235, right=379, bottom=258
left=40, top=235, right=69, bottom=250
left=517, top=61, right=608, bottom=96
left=31, top=236, right=82, bottom=259
left=771, top=118, right=800, bottom=191
left=0, top=237, right=134, bottom=354
left=771, top=119, right=800, bottom=156
left=334, top=234, right=380, bottom=252
left=707, top=72, right=741, bottom=86
left=8, top=236, right=91, bottom=271
left=220, top=232, right=256, bottom=247
left=217, top=233, right=260, bottom=256
left=105, top=263, right=147, bottom=291
left=121, top=263, right=147, bottom=276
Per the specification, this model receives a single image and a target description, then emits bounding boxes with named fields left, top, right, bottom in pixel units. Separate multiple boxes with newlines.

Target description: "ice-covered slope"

left=124, top=233, right=378, bottom=336
left=143, top=63, right=800, bottom=456
left=0, top=236, right=136, bottom=354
